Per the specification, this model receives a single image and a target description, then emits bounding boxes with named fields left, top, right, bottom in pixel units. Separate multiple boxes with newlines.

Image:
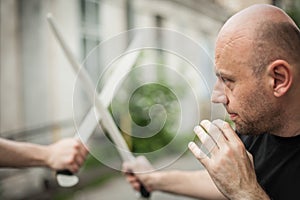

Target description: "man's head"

left=211, top=4, right=300, bottom=136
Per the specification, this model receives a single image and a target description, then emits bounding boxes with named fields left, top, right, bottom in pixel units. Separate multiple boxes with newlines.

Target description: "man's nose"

left=211, top=81, right=228, bottom=104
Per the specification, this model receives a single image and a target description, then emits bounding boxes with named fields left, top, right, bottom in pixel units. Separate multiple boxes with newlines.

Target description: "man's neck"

left=272, top=120, right=300, bottom=137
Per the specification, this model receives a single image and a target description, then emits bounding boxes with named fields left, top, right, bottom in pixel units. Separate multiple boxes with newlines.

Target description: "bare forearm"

left=0, top=138, right=48, bottom=168
left=150, top=170, right=226, bottom=199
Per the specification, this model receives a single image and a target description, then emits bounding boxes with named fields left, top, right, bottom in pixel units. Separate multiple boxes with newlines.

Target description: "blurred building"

left=217, top=0, right=270, bottom=12
left=1, top=0, right=229, bottom=135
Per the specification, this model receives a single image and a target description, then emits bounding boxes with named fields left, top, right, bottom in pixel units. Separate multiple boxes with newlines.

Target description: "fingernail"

left=188, top=142, right=194, bottom=148
left=193, top=125, right=202, bottom=134
left=200, top=119, right=210, bottom=127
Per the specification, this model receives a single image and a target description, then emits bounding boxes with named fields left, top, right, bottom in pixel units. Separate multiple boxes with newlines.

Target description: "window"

left=80, top=0, right=101, bottom=84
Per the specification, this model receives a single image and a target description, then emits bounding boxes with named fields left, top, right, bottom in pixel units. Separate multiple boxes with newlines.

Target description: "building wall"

left=0, top=0, right=23, bottom=133
left=217, top=0, right=271, bottom=13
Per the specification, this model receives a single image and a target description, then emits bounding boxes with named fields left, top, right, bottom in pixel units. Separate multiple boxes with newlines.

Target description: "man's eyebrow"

left=215, top=70, right=234, bottom=79
left=214, top=69, right=224, bottom=77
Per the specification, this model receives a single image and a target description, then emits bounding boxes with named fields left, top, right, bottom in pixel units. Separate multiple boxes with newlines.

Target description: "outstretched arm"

left=123, top=156, right=226, bottom=199
left=0, top=138, right=88, bottom=173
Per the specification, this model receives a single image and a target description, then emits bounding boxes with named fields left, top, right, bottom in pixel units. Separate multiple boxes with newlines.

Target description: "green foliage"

left=286, top=1, right=300, bottom=27
left=129, top=83, right=180, bottom=154
left=107, top=50, right=190, bottom=159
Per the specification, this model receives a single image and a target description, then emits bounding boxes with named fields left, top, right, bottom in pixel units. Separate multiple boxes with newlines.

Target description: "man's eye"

left=221, top=77, right=231, bottom=83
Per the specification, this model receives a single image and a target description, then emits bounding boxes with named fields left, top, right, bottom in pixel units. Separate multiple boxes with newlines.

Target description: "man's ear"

left=267, top=60, right=293, bottom=97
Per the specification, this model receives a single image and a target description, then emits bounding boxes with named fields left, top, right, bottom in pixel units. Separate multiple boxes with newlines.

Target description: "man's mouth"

left=228, top=113, right=238, bottom=120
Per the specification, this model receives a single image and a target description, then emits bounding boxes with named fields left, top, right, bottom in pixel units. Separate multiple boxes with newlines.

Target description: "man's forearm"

left=0, top=138, right=48, bottom=168
left=149, top=170, right=226, bottom=199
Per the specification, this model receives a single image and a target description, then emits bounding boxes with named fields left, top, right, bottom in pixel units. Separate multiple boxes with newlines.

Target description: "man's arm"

left=0, top=138, right=88, bottom=173
left=123, top=156, right=226, bottom=199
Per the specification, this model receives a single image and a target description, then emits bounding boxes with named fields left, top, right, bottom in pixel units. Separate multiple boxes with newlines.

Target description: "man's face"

left=212, top=35, right=280, bottom=135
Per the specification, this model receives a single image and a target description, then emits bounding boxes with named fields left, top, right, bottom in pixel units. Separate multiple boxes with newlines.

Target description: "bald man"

left=123, top=4, right=300, bottom=200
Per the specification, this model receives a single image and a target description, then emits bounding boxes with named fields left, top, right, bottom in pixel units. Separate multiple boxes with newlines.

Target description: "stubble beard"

left=234, top=88, right=281, bottom=135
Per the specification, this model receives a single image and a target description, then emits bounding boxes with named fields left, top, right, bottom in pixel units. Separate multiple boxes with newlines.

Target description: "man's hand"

left=122, top=156, right=154, bottom=192
left=45, top=138, right=88, bottom=173
left=188, top=119, right=269, bottom=200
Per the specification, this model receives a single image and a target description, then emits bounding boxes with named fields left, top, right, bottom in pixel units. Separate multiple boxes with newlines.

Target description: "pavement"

left=71, top=153, right=203, bottom=200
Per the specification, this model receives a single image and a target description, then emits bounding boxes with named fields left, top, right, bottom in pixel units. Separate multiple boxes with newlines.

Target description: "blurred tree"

left=128, top=83, right=180, bottom=154
left=284, top=0, right=300, bottom=27
left=107, top=49, right=188, bottom=159
left=272, top=0, right=300, bottom=27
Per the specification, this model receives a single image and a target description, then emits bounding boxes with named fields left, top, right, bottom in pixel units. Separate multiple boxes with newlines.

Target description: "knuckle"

left=67, top=159, right=74, bottom=166
left=232, top=139, right=245, bottom=151
left=222, top=121, right=231, bottom=129
left=66, top=155, right=76, bottom=165
left=72, top=166, right=79, bottom=173
left=222, top=145, right=233, bottom=157
left=133, top=183, right=140, bottom=191
left=74, top=141, right=81, bottom=149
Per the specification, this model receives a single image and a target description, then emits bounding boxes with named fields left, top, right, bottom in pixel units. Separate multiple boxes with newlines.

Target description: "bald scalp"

left=251, top=20, right=300, bottom=75
left=217, top=4, right=300, bottom=75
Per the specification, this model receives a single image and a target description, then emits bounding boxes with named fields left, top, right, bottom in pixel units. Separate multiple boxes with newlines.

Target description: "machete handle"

left=127, top=170, right=151, bottom=198
left=57, top=169, right=73, bottom=175
left=140, top=183, right=151, bottom=198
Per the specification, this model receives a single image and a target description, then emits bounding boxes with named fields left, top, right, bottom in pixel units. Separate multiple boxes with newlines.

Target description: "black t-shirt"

left=240, top=133, right=300, bottom=200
